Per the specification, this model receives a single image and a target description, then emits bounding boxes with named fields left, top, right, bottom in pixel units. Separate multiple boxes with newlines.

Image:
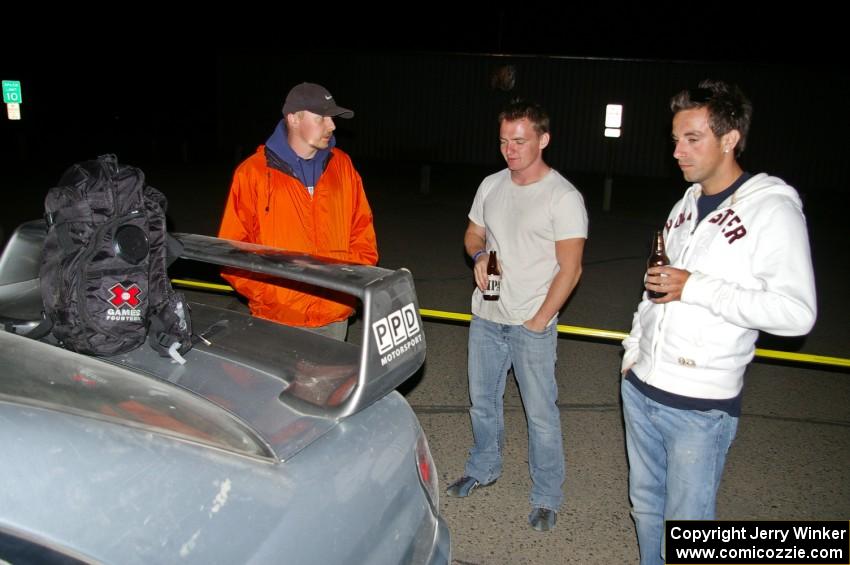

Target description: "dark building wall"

left=216, top=51, right=848, bottom=194
left=2, top=51, right=845, bottom=196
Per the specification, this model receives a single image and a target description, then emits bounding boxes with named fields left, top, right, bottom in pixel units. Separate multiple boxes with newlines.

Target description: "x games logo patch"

left=103, top=282, right=144, bottom=323
left=108, top=283, right=142, bottom=308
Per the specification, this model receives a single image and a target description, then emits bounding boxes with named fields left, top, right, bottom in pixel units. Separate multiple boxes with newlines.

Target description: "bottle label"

left=484, top=274, right=501, bottom=297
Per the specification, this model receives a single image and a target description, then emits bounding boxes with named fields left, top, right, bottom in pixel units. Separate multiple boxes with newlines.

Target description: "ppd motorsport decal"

left=372, top=303, right=422, bottom=366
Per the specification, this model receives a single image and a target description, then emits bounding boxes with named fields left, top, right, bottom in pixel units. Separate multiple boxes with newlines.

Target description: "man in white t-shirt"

left=446, top=100, right=588, bottom=532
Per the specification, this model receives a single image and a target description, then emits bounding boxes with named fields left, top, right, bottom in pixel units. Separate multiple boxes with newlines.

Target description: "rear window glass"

left=0, top=331, right=273, bottom=461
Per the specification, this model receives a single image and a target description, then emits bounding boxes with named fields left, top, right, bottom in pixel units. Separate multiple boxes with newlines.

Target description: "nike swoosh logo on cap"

left=324, top=95, right=332, bottom=100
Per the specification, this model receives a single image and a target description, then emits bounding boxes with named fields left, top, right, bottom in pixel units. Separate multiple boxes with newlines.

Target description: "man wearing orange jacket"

left=219, top=82, right=378, bottom=340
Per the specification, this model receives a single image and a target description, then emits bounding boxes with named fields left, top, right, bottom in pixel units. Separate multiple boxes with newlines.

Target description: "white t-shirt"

left=469, top=168, right=588, bottom=325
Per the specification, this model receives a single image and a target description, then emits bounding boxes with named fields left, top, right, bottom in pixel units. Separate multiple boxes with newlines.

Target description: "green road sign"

left=2, top=80, right=22, bottom=104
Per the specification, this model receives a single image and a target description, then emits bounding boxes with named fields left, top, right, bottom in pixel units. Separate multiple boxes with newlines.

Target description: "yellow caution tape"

left=172, top=278, right=233, bottom=292
left=418, top=309, right=629, bottom=340
left=172, top=280, right=850, bottom=369
left=418, top=309, right=850, bottom=369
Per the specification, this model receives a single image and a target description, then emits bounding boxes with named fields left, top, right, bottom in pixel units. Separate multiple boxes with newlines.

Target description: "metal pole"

left=602, top=140, right=614, bottom=212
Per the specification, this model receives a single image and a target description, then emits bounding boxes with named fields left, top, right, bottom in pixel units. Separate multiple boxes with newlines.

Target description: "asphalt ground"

left=6, top=160, right=848, bottom=564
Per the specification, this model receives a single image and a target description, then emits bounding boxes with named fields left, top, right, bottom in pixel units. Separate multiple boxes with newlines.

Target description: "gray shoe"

left=528, top=507, right=557, bottom=532
left=445, top=476, right=481, bottom=497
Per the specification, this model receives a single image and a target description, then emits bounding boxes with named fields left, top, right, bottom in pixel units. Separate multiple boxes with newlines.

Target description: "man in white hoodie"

left=621, top=80, right=817, bottom=565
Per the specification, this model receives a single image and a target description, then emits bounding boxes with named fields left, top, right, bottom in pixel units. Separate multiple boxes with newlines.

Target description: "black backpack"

left=38, top=154, right=192, bottom=358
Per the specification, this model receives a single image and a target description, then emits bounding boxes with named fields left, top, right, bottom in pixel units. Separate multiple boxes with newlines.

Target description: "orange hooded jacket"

left=218, top=145, right=378, bottom=327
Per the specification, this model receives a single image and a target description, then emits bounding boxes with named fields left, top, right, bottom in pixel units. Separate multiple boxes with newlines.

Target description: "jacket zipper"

left=648, top=190, right=697, bottom=379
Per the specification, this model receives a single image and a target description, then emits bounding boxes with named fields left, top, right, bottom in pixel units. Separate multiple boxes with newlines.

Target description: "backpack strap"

left=147, top=291, right=193, bottom=358
left=2, top=312, right=53, bottom=339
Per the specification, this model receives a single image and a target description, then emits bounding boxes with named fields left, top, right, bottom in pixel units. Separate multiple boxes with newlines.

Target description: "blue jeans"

left=464, top=316, right=564, bottom=511
left=621, top=379, right=738, bottom=565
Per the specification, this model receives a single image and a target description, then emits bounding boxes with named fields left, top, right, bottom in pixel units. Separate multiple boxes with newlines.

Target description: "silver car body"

left=0, top=221, right=450, bottom=564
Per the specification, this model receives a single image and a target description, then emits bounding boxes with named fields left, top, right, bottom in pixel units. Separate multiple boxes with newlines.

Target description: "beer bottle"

left=483, top=250, right=501, bottom=301
left=647, top=230, right=670, bottom=299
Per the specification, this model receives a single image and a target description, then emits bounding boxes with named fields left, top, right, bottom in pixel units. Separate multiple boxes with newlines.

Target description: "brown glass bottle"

left=647, top=230, right=670, bottom=299
left=483, top=251, right=501, bottom=301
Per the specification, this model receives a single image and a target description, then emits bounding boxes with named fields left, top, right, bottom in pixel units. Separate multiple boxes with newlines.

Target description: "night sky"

left=1, top=9, right=844, bottom=184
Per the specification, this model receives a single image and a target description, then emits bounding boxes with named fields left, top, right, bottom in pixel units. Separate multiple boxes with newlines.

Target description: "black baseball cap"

left=282, top=82, right=354, bottom=119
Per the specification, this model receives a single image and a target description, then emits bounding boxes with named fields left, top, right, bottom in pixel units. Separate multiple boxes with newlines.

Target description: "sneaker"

left=445, top=476, right=481, bottom=497
left=528, top=507, right=557, bottom=532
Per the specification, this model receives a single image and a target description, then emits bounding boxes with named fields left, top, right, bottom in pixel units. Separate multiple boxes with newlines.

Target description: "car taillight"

left=415, top=429, right=439, bottom=512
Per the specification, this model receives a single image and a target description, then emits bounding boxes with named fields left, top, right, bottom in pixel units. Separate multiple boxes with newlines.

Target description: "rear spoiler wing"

left=0, top=223, right=425, bottom=423
left=173, top=234, right=426, bottom=419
